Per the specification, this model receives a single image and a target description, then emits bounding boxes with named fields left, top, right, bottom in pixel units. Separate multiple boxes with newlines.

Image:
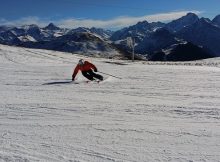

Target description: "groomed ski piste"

left=0, top=44, right=220, bottom=162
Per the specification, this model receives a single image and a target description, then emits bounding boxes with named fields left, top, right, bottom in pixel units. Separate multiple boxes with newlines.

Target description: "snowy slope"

left=0, top=44, right=220, bottom=162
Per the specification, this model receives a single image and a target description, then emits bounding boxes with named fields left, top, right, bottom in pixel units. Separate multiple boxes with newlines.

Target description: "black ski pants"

left=82, top=70, right=103, bottom=81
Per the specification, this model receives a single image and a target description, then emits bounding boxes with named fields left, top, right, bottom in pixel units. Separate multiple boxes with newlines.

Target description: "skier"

left=72, top=59, right=103, bottom=81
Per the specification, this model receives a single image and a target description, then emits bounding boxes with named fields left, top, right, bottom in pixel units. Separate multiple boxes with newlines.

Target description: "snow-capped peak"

left=44, top=23, right=60, bottom=30
left=166, top=12, right=199, bottom=32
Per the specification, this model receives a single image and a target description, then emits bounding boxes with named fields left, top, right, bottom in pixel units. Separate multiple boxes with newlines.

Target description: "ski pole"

left=98, top=71, right=122, bottom=79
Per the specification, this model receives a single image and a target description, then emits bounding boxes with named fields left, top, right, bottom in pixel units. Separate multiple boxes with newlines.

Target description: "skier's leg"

left=81, top=71, right=94, bottom=81
left=88, top=70, right=103, bottom=81
left=94, top=73, right=103, bottom=81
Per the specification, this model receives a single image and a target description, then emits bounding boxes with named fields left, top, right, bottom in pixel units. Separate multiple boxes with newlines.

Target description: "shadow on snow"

left=42, top=81, right=73, bottom=85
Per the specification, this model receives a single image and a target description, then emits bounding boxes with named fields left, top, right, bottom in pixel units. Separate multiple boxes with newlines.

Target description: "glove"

left=94, top=69, right=98, bottom=72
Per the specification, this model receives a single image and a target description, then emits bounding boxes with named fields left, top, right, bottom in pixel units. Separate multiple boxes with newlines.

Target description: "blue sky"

left=0, top=0, right=220, bottom=29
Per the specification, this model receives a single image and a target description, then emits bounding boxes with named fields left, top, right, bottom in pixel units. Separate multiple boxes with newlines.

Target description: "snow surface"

left=0, top=44, right=220, bottom=162
left=18, top=35, right=37, bottom=42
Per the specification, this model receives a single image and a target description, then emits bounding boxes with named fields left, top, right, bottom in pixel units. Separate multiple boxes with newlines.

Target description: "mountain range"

left=1, top=13, right=220, bottom=61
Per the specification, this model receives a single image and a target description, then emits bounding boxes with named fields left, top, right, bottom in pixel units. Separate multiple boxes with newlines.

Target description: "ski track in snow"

left=0, top=44, right=220, bottom=162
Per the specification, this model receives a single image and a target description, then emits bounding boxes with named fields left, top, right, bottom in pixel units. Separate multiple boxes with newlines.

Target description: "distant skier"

left=72, top=59, right=103, bottom=81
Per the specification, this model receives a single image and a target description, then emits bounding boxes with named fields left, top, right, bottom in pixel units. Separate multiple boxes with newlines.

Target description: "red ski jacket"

left=72, top=61, right=97, bottom=79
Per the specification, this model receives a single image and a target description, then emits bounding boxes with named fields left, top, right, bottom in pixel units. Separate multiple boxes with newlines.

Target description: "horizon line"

left=0, top=10, right=205, bottom=30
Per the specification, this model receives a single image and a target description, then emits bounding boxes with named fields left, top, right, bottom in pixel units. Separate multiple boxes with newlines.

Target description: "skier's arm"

left=72, top=65, right=80, bottom=80
left=88, top=62, right=98, bottom=72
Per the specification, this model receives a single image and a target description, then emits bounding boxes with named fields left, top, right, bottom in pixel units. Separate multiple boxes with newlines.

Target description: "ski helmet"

left=78, top=59, right=85, bottom=66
